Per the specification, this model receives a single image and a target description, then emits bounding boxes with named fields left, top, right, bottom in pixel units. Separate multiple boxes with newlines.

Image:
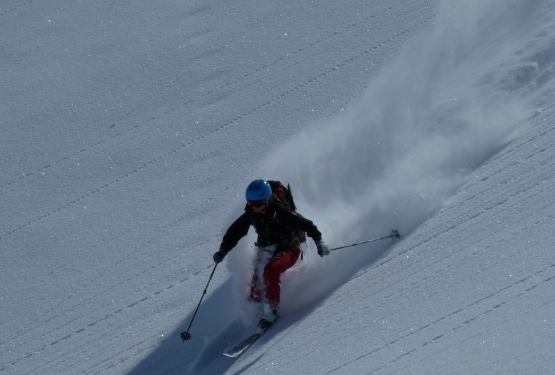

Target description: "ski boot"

left=257, top=303, right=279, bottom=334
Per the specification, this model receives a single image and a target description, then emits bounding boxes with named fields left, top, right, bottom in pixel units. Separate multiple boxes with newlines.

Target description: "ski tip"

left=220, top=345, right=251, bottom=358
left=220, top=333, right=261, bottom=358
left=221, top=352, right=240, bottom=358
left=392, top=229, right=400, bottom=238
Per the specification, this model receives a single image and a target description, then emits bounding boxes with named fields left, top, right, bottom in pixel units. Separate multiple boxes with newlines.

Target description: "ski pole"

left=180, top=263, right=218, bottom=341
left=330, top=230, right=400, bottom=252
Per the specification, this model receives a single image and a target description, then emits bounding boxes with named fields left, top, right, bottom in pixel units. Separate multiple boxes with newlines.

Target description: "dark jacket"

left=219, top=201, right=322, bottom=257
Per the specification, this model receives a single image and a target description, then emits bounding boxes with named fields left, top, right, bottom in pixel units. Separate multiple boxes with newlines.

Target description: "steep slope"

left=197, top=0, right=555, bottom=373
left=218, top=104, right=555, bottom=374
left=1, top=1, right=434, bottom=374
left=2, top=0, right=555, bottom=374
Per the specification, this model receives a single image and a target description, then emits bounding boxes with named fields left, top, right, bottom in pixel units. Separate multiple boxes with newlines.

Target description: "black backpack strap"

left=286, top=183, right=297, bottom=210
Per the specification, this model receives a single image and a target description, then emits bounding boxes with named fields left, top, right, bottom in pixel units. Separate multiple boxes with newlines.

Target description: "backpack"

left=267, top=180, right=296, bottom=210
left=267, top=180, right=307, bottom=245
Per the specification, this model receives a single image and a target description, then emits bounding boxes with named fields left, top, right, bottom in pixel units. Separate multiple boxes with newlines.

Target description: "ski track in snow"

left=0, top=172, right=253, bottom=364
left=1, top=1, right=436, bottom=374
left=3, top=0, right=555, bottom=374
left=0, top=4, right=435, bottom=256
left=0, top=1, right=34, bottom=17
left=0, top=9, right=441, bottom=366
left=0, top=0, right=426, bottom=194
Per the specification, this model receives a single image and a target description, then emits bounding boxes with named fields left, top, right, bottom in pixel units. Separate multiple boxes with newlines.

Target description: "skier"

left=213, top=179, right=330, bottom=333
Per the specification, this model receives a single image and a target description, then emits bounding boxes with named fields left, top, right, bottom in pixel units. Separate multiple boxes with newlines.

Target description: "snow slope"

left=2, top=0, right=555, bottom=374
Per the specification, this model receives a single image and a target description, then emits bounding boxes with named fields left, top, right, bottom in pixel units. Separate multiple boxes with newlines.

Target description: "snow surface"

left=2, top=0, right=555, bottom=374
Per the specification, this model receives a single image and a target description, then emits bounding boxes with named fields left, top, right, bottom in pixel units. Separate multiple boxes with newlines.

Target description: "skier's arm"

left=279, top=208, right=330, bottom=257
left=219, top=212, right=251, bottom=255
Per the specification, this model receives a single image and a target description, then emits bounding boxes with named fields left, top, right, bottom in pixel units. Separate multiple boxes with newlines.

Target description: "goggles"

left=247, top=199, right=267, bottom=208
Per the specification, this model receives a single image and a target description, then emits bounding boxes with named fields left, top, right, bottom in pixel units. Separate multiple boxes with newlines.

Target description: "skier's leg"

left=263, top=248, right=301, bottom=310
left=256, top=248, right=300, bottom=333
left=249, top=246, right=272, bottom=303
left=249, top=271, right=263, bottom=303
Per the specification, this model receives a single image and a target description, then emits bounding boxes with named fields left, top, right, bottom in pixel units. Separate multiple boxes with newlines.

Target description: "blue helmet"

left=245, top=179, right=272, bottom=201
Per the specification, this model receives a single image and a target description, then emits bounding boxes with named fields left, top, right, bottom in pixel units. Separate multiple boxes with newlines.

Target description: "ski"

left=221, top=317, right=278, bottom=358
left=221, top=333, right=261, bottom=358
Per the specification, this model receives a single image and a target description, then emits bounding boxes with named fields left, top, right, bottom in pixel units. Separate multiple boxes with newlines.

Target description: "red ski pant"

left=250, top=248, right=300, bottom=309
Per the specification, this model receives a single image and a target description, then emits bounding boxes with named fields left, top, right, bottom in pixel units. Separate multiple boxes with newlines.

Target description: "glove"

left=213, top=249, right=226, bottom=264
left=315, top=239, right=330, bottom=257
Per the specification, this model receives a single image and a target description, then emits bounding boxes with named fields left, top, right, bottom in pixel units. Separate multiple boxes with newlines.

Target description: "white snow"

left=2, top=0, right=555, bottom=374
